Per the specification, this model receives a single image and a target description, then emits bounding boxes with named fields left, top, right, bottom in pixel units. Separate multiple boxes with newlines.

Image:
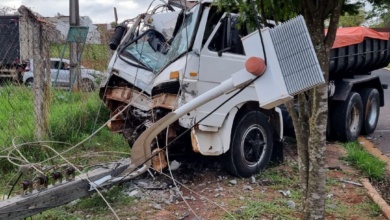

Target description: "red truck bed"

left=333, top=27, right=389, bottom=48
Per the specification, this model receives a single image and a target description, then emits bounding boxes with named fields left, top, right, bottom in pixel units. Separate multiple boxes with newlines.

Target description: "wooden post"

left=18, top=6, right=51, bottom=141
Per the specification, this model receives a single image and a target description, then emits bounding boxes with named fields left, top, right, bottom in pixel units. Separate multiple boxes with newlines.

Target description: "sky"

left=1, top=0, right=158, bottom=24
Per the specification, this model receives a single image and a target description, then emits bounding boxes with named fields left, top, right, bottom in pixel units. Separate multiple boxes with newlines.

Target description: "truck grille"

left=269, top=15, right=325, bottom=95
left=151, top=81, right=180, bottom=96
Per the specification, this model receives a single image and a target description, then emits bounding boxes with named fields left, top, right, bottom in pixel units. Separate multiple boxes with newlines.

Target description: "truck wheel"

left=26, top=78, right=33, bottom=87
left=360, top=88, right=380, bottom=135
left=81, top=78, right=94, bottom=91
left=331, top=92, right=363, bottom=141
left=224, top=111, right=273, bottom=178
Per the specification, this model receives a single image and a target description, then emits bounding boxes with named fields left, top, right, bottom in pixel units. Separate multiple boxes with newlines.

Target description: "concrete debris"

left=215, top=187, right=223, bottom=192
left=136, top=181, right=149, bottom=188
left=278, top=190, right=291, bottom=197
left=178, top=211, right=190, bottom=220
left=169, top=160, right=181, bottom=171
left=250, top=176, right=256, bottom=184
left=286, top=200, right=295, bottom=209
left=229, top=179, right=237, bottom=185
left=243, top=185, right=253, bottom=191
left=127, top=190, right=143, bottom=198
left=151, top=203, right=162, bottom=210
left=326, top=193, right=334, bottom=199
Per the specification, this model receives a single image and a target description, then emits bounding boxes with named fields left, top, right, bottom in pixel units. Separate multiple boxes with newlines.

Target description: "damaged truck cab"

left=100, top=1, right=324, bottom=177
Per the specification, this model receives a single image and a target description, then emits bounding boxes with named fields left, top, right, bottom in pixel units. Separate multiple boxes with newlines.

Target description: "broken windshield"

left=120, top=5, right=200, bottom=73
left=160, top=5, right=200, bottom=69
left=120, top=29, right=168, bottom=72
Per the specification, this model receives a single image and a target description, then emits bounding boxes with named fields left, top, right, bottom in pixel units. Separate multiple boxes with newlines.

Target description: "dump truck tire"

left=360, top=88, right=380, bottom=135
left=331, top=92, right=363, bottom=141
left=224, top=110, right=273, bottom=178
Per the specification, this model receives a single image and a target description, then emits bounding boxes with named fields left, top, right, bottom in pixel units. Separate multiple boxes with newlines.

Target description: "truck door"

left=197, top=13, right=249, bottom=126
left=199, top=13, right=247, bottom=83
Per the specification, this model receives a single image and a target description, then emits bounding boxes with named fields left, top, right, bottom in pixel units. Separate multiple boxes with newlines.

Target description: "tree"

left=338, top=9, right=365, bottom=26
left=365, top=0, right=390, bottom=27
left=217, top=0, right=343, bottom=219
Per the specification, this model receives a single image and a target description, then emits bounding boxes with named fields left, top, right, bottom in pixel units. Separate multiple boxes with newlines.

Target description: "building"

left=46, top=13, right=101, bottom=44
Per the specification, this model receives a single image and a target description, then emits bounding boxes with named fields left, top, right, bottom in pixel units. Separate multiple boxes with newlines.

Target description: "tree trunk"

left=285, top=1, right=343, bottom=219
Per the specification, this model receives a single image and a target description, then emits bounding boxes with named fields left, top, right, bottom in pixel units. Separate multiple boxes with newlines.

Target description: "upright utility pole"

left=69, top=0, right=80, bottom=91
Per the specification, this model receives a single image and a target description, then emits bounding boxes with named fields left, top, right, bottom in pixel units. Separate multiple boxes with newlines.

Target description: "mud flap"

left=270, top=138, right=284, bottom=164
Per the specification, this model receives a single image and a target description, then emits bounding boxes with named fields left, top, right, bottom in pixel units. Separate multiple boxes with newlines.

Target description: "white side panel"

left=196, top=12, right=249, bottom=127
left=195, top=82, right=258, bottom=127
left=243, top=30, right=292, bottom=109
left=192, top=106, right=239, bottom=155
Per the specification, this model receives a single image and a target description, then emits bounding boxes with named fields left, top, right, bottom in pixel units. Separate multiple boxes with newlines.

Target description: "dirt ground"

left=33, top=143, right=387, bottom=220
left=107, top=144, right=386, bottom=220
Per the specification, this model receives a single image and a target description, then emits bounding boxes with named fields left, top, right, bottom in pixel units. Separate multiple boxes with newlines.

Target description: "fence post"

left=18, top=6, right=51, bottom=141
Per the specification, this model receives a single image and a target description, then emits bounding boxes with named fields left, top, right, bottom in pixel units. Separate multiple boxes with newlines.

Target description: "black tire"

left=331, top=92, right=363, bottom=142
left=81, top=78, right=94, bottom=91
left=223, top=111, right=273, bottom=178
left=360, top=88, right=380, bottom=135
left=25, top=78, right=33, bottom=87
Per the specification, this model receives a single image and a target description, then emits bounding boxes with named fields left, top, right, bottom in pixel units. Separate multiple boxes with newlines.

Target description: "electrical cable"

left=250, top=0, right=267, bottom=65
left=6, top=172, right=22, bottom=199
left=8, top=141, right=121, bottom=220
left=3, top=2, right=268, bottom=219
left=122, top=73, right=263, bottom=179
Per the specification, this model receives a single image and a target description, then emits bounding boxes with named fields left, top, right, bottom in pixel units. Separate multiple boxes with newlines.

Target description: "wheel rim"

left=367, top=98, right=378, bottom=127
left=240, top=124, right=267, bottom=167
left=349, top=104, right=360, bottom=133
left=81, top=79, right=93, bottom=91
left=26, top=79, right=33, bottom=87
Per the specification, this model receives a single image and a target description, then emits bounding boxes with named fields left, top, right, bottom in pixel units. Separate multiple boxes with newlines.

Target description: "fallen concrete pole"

left=0, top=161, right=131, bottom=219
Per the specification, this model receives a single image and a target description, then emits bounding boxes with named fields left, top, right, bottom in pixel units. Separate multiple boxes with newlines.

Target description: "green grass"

left=257, top=168, right=298, bottom=187
left=343, top=141, right=386, bottom=180
left=0, top=84, right=128, bottom=182
left=227, top=199, right=300, bottom=220
left=325, top=196, right=382, bottom=219
left=31, top=186, right=136, bottom=219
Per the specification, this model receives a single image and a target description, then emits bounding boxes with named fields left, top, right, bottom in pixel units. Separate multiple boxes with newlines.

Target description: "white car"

left=22, top=58, right=104, bottom=90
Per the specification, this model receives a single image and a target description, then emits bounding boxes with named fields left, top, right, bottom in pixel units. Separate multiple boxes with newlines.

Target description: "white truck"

left=100, top=1, right=325, bottom=178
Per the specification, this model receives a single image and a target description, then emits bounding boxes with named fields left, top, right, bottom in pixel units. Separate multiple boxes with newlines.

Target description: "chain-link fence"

left=0, top=6, right=128, bottom=198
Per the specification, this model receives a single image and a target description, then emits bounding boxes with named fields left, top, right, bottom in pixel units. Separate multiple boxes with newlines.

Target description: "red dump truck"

left=283, top=27, right=390, bottom=142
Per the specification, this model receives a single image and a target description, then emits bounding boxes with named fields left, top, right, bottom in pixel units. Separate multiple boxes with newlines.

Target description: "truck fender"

left=191, top=105, right=284, bottom=156
left=331, top=76, right=384, bottom=106
left=191, top=106, right=240, bottom=156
